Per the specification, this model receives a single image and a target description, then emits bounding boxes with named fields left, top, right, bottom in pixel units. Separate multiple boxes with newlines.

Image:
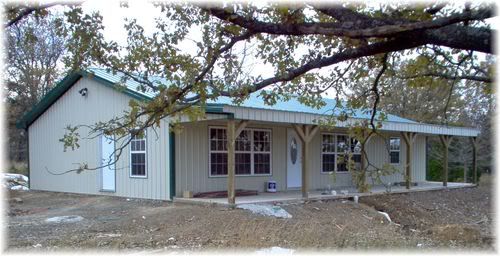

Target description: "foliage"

left=5, top=13, right=67, bottom=162
left=427, top=158, right=482, bottom=183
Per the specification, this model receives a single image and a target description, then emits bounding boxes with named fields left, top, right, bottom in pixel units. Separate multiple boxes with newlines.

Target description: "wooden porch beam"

left=401, top=132, right=417, bottom=189
left=307, top=125, right=319, bottom=143
left=293, top=124, right=306, bottom=142
left=439, top=135, right=453, bottom=187
left=235, top=120, right=249, bottom=137
left=470, top=137, right=479, bottom=184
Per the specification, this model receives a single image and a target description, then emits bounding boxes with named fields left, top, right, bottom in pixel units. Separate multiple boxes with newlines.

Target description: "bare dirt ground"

left=5, top=176, right=494, bottom=252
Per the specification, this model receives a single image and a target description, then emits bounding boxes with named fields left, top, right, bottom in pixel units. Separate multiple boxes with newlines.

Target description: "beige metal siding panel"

left=29, top=77, right=169, bottom=200
left=307, top=131, right=353, bottom=191
left=175, top=121, right=287, bottom=196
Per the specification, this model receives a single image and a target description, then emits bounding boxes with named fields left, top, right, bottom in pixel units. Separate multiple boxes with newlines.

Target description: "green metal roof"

left=17, top=68, right=416, bottom=129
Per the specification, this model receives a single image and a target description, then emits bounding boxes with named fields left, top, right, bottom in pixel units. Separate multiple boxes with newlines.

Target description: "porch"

left=173, top=181, right=475, bottom=206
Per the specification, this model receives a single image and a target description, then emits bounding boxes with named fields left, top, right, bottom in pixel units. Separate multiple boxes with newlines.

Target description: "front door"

left=100, top=135, right=116, bottom=192
left=287, top=128, right=302, bottom=188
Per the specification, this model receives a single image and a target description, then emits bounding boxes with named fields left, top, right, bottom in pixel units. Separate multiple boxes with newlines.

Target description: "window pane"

left=322, top=134, right=335, bottom=153
left=390, top=151, right=400, bottom=164
left=336, top=135, right=348, bottom=153
left=210, top=140, right=217, bottom=151
left=131, top=153, right=146, bottom=176
left=352, top=154, right=362, bottom=163
left=210, top=128, right=227, bottom=151
left=254, top=131, right=271, bottom=152
left=235, top=153, right=251, bottom=175
left=322, top=154, right=335, bottom=173
left=210, top=153, right=228, bottom=175
left=337, top=154, right=348, bottom=172
left=254, top=153, right=270, bottom=174
left=390, top=138, right=400, bottom=151
left=236, top=130, right=251, bottom=151
left=210, top=128, right=217, bottom=140
left=351, top=138, right=362, bottom=154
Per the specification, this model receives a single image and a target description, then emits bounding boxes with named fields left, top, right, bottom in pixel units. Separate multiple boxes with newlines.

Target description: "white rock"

left=2, top=173, right=29, bottom=183
left=10, top=185, right=29, bottom=191
left=237, top=204, right=292, bottom=219
left=45, top=215, right=84, bottom=224
left=96, top=233, right=122, bottom=238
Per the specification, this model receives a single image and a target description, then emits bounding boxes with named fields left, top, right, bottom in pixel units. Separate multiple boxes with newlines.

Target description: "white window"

left=321, top=134, right=362, bottom=173
left=209, top=127, right=271, bottom=177
left=130, top=132, right=147, bottom=177
left=389, top=137, right=401, bottom=164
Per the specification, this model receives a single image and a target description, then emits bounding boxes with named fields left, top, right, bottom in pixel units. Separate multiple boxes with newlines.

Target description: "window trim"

left=320, top=133, right=362, bottom=174
left=208, top=126, right=273, bottom=178
left=129, top=131, right=148, bottom=178
left=389, top=137, right=401, bottom=165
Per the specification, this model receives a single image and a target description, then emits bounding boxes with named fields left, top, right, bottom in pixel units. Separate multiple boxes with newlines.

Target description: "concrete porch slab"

left=173, top=181, right=476, bottom=206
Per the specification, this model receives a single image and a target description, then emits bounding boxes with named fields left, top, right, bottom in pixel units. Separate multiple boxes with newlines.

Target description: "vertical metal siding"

left=174, top=123, right=428, bottom=195
left=29, top=77, right=170, bottom=200
left=175, top=121, right=287, bottom=196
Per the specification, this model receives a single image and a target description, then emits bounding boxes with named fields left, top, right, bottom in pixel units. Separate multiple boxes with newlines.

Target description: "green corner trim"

left=169, top=129, right=176, bottom=200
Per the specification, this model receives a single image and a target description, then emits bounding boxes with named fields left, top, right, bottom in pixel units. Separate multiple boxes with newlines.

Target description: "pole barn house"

left=17, top=68, right=481, bottom=203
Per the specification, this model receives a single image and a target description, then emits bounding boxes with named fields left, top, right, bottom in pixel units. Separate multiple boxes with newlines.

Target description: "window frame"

left=389, top=137, right=401, bottom=165
left=129, top=131, right=148, bottom=178
left=208, top=126, right=272, bottom=178
left=320, top=133, right=362, bottom=174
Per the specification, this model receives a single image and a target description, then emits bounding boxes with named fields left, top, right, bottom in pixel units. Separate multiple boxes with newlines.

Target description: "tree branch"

left=216, top=36, right=426, bottom=97
left=5, top=2, right=69, bottom=27
left=369, top=53, right=389, bottom=131
left=203, top=6, right=493, bottom=40
left=397, top=72, right=492, bottom=83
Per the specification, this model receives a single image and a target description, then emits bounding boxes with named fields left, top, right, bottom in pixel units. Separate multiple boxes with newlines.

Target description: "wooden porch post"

left=470, top=137, right=478, bottom=184
left=227, top=120, right=236, bottom=205
left=226, top=120, right=248, bottom=205
left=439, top=135, right=453, bottom=187
left=401, top=132, right=417, bottom=189
left=293, top=124, right=319, bottom=199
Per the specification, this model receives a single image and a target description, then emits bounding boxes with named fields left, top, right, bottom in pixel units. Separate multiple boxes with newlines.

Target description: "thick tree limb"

left=203, top=6, right=493, bottom=52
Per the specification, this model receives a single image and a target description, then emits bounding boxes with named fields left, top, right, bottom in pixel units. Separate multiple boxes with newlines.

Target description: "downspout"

left=169, top=128, right=176, bottom=200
